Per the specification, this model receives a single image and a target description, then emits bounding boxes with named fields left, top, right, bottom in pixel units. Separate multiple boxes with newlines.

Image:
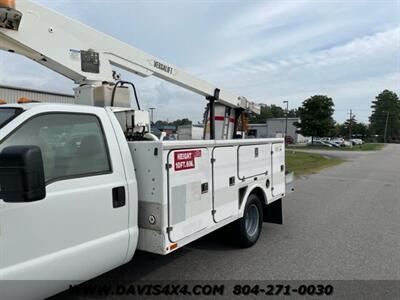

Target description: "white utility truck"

left=0, top=1, right=293, bottom=299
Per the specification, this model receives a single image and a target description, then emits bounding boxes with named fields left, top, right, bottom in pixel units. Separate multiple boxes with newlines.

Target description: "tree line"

left=248, top=104, right=299, bottom=123
left=294, top=90, right=400, bottom=143
left=154, top=118, right=192, bottom=128
left=153, top=89, right=400, bottom=143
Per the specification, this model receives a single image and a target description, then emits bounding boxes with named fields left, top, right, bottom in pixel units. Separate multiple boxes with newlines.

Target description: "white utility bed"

left=129, top=138, right=286, bottom=254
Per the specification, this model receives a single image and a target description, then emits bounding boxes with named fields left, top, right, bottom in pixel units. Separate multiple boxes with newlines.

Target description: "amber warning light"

left=17, top=97, right=40, bottom=104
left=0, top=0, right=22, bottom=31
left=0, top=0, right=15, bottom=9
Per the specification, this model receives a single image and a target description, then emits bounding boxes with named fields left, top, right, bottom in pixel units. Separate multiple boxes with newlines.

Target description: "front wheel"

left=235, top=193, right=263, bottom=248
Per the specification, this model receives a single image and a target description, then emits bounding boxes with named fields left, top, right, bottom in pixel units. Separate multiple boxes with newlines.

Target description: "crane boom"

left=0, top=0, right=260, bottom=114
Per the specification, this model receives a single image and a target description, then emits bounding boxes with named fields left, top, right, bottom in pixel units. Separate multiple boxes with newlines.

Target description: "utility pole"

left=149, top=107, right=156, bottom=124
left=283, top=100, right=289, bottom=138
left=384, top=111, right=390, bottom=144
left=349, top=109, right=353, bottom=140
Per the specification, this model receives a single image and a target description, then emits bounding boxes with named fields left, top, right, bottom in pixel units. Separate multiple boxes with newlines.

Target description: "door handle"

left=201, top=182, right=208, bottom=194
left=112, top=186, right=126, bottom=208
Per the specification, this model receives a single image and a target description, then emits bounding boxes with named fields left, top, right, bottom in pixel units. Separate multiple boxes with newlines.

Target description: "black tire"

left=235, top=193, right=263, bottom=248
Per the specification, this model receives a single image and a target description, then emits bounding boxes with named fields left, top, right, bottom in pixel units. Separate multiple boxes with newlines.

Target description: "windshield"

left=0, top=108, right=23, bottom=129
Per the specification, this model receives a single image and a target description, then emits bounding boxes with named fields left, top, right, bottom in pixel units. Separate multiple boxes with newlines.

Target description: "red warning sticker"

left=174, top=150, right=202, bottom=171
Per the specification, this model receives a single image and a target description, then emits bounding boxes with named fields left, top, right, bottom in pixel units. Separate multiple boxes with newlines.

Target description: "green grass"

left=285, top=151, right=344, bottom=176
left=287, top=143, right=385, bottom=151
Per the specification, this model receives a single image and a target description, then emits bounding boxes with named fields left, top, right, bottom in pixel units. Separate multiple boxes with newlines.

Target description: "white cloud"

left=221, top=1, right=305, bottom=37
left=0, top=0, right=398, bottom=123
left=211, top=26, right=399, bottom=87
left=0, top=52, right=73, bottom=92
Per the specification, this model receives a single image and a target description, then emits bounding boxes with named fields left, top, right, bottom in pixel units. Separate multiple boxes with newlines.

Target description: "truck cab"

left=0, top=103, right=139, bottom=297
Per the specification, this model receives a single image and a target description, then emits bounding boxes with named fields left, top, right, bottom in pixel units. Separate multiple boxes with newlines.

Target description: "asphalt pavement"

left=53, top=144, right=400, bottom=298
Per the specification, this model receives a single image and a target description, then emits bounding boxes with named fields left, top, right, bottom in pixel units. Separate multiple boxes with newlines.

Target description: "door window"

left=0, top=108, right=23, bottom=128
left=0, top=113, right=111, bottom=183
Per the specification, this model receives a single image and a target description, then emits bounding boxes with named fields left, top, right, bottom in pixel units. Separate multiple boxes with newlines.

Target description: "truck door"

left=212, top=147, right=237, bottom=222
left=0, top=108, right=130, bottom=281
left=271, top=143, right=285, bottom=197
left=166, top=148, right=211, bottom=242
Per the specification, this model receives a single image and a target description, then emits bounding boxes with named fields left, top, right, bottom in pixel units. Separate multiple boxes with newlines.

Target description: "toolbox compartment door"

left=271, top=143, right=285, bottom=197
left=212, top=146, right=237, bottom=222
left=167, top=148, right=212, bottom=242
left=238, top=144, right=270, bottom=180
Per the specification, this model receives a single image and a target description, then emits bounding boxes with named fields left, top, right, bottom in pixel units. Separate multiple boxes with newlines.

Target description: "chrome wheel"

left=245, top=203, right=260, bottom=237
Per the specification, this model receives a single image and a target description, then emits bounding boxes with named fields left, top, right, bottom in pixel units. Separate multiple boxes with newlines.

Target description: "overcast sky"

left=0, top=0, right=399, bottom=123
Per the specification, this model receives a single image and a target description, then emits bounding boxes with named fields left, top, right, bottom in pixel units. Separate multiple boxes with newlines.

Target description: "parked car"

left=350, top=139, right=364, bottom=145
left=308, top=140, right=333, bottom=147
left=327, top=141, right=341, bottom=148
left=285, top=136, right=294, bottom=145
left=331, top=138, right=344, bottom=146
left=343, top=140, right=352, bottom=147
left=330, top=138, right=353, bottom=147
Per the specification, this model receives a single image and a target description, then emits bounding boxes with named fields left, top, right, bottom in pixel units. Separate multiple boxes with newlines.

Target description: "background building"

left=248, top=117, right=307, bottom=143
left=0, top=85, right=74, bottom=104
left=177, top=124, right=204, bottom=140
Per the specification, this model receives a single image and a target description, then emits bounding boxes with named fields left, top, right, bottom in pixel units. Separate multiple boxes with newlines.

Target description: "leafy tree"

left=336, top=115, right=369, bottom=139
left=330, top=123, right=344, bottom=137
left=343, top=114, right=357, bottom=139
left=172, top=118, right=192, bottom=126
left=295, top=95, right=335, bottom=144
left=270, top=105, right=285, bottom=118
left=248, top=105, right=274, bottom=123
left=353, top=123, right=369, bottom=139
left=331, top=124, right=341, bottom=137
left=369, top=90, right=400, bottom=143
left=249, top=104, right=299, bottom=123
left=153, top=120, right=164, bottom=127
left=154, top=120, right=169, bottom=127
left=154, top=118, right=192, bottom=128
left=287, top=108, right=300, bottom=118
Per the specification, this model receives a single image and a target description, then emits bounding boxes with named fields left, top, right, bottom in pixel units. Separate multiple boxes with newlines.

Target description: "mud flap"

left=263, top=198, right=282, bottom=224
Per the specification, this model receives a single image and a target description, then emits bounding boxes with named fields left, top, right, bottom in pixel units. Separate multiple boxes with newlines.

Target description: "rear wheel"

left=235, top=193, right=263, bottom=248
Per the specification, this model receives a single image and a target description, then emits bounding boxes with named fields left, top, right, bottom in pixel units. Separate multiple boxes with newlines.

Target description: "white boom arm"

left=0, top=0, right=260, bottom=114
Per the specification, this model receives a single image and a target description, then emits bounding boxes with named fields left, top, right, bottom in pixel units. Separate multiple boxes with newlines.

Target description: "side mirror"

left=0, top=145, right=46, bottom=202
